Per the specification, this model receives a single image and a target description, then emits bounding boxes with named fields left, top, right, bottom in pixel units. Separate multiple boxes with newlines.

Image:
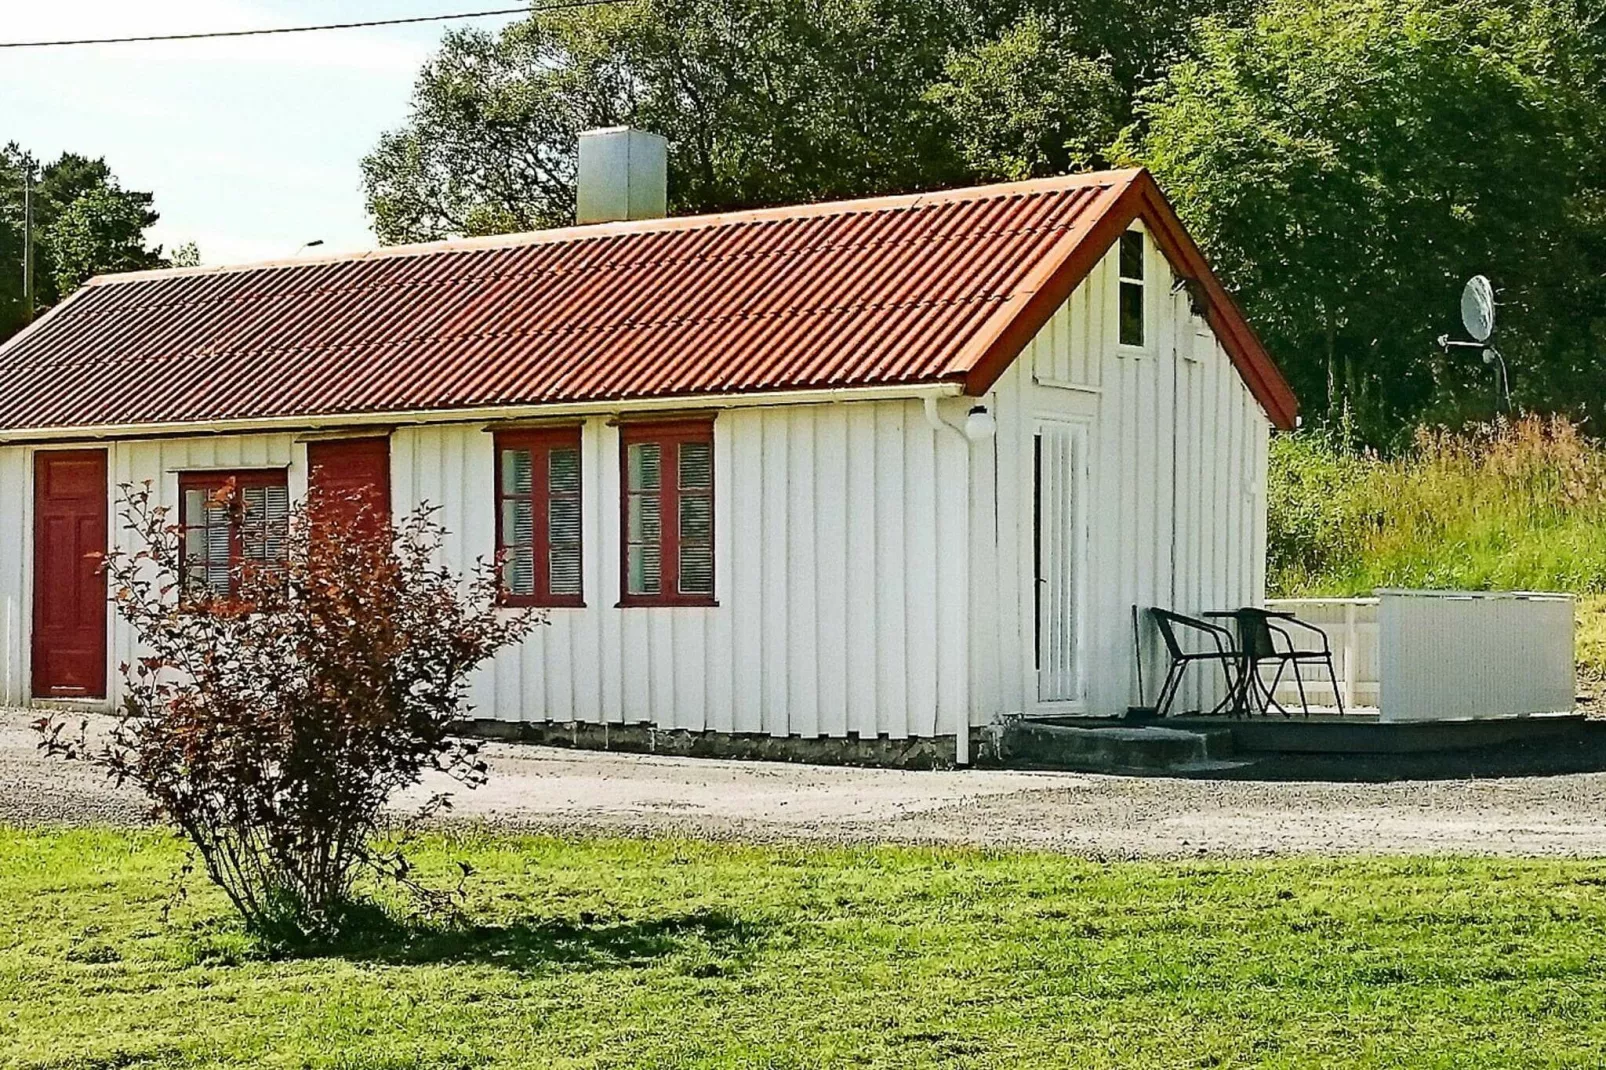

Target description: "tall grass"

left=1269, top=415, right=1606, bottom=596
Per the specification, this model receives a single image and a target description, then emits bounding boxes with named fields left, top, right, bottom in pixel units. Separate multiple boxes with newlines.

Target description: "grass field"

left=6, top=829, right=1606, bottom=1068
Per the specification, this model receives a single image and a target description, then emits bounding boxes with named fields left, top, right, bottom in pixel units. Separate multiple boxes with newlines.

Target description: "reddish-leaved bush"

left=37, top=481, right=536, bottom=940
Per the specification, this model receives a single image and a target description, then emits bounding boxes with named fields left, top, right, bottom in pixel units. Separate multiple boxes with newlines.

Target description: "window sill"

left=1035, top=377, right=1102, bottom=395
left=500, top=597, right=587, bottom=610
left=615, top=596, right=720, bottom=609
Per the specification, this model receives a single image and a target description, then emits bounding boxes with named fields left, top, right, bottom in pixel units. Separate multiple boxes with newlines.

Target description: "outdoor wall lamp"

left=963, top=405, right=997, bottom=442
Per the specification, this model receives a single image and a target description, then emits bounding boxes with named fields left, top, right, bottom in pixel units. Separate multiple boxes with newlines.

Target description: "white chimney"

left=576, top=127, right=668, bottom=225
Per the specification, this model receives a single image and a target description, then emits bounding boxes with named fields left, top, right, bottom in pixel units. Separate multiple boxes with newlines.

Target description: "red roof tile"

left=0, top=169, right=1297, bottom=433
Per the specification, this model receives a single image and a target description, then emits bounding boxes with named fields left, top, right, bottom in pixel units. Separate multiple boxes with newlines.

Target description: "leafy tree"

left=0, top=147, right=172, bottom=342
left=957, top=0, right=1256, bottom=106
left=168, top=242, right=202, bottom=269
left=364, top=0, right=972, bottom=241
left=43, top=186, right=164, bottom=297
left=1119, top=0, right=1606, bottom=443
left=364, top=0, right=1245, bottom=243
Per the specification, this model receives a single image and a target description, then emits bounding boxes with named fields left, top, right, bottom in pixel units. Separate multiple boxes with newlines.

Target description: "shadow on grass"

left=277, top=902, right=766, bottom=974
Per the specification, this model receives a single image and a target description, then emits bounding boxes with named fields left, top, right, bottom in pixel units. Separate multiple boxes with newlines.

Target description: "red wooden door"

left=307, top=437, right=391, bottom=533
left=32, top=450, right=108, bottom=699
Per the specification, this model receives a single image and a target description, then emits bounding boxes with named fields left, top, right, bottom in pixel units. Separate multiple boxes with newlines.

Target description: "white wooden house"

left=0, top=130, right=1296, bottom=763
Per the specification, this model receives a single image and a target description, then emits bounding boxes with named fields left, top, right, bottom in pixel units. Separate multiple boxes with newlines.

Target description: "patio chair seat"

left=1236, top=608, right=1344, bottom=718
left=1148, top=608, right=1243, bottom=718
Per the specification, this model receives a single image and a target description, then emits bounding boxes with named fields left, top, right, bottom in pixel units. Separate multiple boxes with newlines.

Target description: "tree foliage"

left=1119, top=0, right=1606, bottom=443
left=925, top=13, right=1123, bottom=182
left=37, top=485, right=534, bottom=942
left=0, top=147, right=172, bottom=343
left=363, top=0, right=1236, bottom=243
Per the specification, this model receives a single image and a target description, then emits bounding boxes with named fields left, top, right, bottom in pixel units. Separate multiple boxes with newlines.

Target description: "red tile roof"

left=0, top=169, right=1296, bottom=433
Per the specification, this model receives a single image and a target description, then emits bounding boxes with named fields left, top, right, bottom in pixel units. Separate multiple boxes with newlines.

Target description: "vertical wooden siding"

left=391, top=400, right=973, bottom=738
left=1378, top=591, right=1574, bottom=722
left=0, top=448, right=28, bottom=705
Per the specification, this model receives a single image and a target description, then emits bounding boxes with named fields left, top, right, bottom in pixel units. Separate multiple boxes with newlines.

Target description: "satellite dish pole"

left=1438, top=275, right=1509, bottom=413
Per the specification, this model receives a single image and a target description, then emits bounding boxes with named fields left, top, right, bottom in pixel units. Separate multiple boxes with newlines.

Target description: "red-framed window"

left=619, top=420, right=715, bottom=607
left=495, top=427, right=584, bottom=608
left=178, top=469, right=290, bottom=597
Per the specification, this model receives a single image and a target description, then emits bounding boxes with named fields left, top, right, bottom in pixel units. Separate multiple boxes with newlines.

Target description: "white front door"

left=1035, top=421, right=1086, bottom=703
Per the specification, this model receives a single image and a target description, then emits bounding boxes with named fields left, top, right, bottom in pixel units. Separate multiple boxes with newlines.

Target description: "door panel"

left=1035, top=423, right=1084, bottom=703
left=32, top=450, right=108, bottom=699
left=307, top=437, right=391, bottom=534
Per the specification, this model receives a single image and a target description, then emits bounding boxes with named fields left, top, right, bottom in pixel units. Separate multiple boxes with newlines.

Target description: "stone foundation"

left=461, top=718, right=1000, bottom=770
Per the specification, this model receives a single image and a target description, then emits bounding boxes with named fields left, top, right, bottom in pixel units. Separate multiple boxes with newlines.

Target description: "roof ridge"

left=90, top=170, right=1140, bottom=287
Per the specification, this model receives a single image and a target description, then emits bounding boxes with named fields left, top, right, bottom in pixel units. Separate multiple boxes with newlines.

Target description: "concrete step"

left=997, top=720, right=1238, bottom=774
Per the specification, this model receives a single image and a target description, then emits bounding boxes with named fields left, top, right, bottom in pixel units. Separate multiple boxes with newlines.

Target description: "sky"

left=0, top=1, right=526, bottom=265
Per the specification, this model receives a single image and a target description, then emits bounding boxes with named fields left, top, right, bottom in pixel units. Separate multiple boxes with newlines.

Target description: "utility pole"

left=21, top=167, right=34, bottom=326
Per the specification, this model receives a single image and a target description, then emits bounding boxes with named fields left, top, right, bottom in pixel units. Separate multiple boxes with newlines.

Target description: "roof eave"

left=0, top=380, right=966, bottom=444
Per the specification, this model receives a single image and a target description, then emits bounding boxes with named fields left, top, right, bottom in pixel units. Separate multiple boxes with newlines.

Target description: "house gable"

left=955, top=170, right=1295, bottom=430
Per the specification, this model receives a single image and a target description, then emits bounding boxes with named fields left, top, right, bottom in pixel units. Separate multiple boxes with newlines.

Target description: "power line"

left=0, top=1, right=623, bottom=49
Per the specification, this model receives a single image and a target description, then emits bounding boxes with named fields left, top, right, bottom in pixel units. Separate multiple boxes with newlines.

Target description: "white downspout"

left=924, top=395, right=978, bottom=767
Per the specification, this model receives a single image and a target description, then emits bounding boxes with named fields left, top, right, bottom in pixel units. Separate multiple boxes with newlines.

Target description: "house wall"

left=390, top=401, right=976, bottom=739
left=0, top=433, right=307, bottom=708
left=0, top=403, right=980, bottom=744
left=967, top=224, right=1271, bottom=719
left=0, top=447, right=27, bottom=704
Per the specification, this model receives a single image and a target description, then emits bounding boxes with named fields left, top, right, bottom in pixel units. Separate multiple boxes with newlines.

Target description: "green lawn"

left=6, top=830, right=1606, bottom=1068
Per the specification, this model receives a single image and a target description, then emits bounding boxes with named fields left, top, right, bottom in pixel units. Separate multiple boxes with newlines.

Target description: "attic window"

left=1119, top=230, right=1145, bottom=348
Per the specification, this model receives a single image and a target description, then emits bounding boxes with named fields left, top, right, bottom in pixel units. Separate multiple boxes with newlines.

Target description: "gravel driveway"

left=7, top=709, right=1606, bottom=856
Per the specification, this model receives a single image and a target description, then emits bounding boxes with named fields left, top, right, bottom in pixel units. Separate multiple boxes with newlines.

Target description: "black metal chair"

left=1236, top=608, right=1344, bottom=717
left=1149, top=608, right=1243, bottom=717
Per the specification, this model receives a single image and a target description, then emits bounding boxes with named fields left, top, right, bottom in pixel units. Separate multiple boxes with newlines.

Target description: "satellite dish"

left=1461, top=275, right=1495, bottom=343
